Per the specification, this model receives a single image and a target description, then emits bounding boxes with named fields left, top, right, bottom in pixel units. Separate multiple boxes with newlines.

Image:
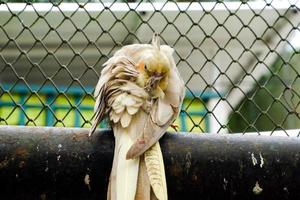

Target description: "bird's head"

left=136, top=34, right=170, bottom=98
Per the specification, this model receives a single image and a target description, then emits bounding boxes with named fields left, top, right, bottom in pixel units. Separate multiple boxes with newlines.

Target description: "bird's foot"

left=171, top=124, right=179, bottom=132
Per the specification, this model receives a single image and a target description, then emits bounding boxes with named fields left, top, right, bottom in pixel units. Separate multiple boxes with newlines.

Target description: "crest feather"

left=152, top=33, right=160, bottom=50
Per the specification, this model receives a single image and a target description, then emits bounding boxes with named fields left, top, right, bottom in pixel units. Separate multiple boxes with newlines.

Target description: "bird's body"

left=90, top=34, right=185, bottom=200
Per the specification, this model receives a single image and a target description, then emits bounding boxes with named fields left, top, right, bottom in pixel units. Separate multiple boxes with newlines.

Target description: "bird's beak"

left=151, top=73, right=164, bottom=86
left=152, top=73, right=163, bottom=82
left=145, top=73, right=163, bottom=92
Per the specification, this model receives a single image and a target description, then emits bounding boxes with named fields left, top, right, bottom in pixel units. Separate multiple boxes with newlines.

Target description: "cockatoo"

left=89, top=33, right=185, bottom=200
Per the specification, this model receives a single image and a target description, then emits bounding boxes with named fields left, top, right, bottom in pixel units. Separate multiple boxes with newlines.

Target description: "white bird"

left=89, top=33, right=185, bottom=200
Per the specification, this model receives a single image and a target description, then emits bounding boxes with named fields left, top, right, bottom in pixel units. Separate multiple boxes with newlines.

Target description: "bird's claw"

left=171, top=124, right=179, bottom=132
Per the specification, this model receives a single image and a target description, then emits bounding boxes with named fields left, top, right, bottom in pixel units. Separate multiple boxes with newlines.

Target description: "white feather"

left=127, top=106, right=139, bottom=115
left=115, top=128, right=140, bottom=200
left=110, top=111, right=121, bottom=123
left=155, top=97, right=173, bottom=126
left=123, top=95, right=137, bottom=107
left=121, top=112, right=132, bottom=128
left=112, top=95, right=126, bottom=114
left=114, top=104, right=125, bottom=114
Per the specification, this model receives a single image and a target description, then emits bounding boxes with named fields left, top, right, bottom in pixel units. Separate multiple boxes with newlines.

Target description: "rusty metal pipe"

left=1, top=125, right=300, bottom=200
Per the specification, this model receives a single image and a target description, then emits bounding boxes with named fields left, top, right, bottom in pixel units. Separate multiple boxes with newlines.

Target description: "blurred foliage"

left=228, top=50, right=300, bottom=133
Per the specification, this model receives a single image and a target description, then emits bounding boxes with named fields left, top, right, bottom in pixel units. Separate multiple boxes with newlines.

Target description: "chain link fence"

left=0, top=0, right=300, bottom=136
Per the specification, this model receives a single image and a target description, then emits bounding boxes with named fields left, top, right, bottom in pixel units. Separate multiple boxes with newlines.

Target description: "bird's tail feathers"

left=144, top=142, right=168, bottom=200
left=113, top=128, right=140, bottom=200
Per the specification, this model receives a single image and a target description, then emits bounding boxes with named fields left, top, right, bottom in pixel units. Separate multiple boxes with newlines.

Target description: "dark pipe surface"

left=1, top=125, right=300, bottom=200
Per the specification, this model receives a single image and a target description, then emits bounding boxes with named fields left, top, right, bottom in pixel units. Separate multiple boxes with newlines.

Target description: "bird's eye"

left=144, top=64, right=151, bottom=73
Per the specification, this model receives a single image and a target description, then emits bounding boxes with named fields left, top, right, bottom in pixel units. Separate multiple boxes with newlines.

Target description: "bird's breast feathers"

left=109, top=90, right=150, bottom=129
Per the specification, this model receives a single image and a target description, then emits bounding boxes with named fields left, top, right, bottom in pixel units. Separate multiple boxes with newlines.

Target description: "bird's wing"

left=89, top=72, right=110, bottom=136
left=89, top=56, right=139, bottom=136
left=126, top=46, right=185, bottom=159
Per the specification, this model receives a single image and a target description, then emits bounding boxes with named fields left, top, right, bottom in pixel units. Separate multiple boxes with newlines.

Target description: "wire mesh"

left=0, top=0, right=300, bottom=136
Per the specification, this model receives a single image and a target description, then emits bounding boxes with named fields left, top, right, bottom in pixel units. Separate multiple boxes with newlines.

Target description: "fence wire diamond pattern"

left=0, top=0, right=300, bottom=136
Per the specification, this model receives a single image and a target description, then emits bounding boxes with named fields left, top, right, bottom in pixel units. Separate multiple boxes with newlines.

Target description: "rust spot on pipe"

left=14, top=147, right=29, bottom=159
left=72, top=132, right=89, bottom=141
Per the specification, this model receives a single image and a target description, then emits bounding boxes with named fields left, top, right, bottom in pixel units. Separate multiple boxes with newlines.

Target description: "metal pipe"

left=0, top=125, right=300, bottom=200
